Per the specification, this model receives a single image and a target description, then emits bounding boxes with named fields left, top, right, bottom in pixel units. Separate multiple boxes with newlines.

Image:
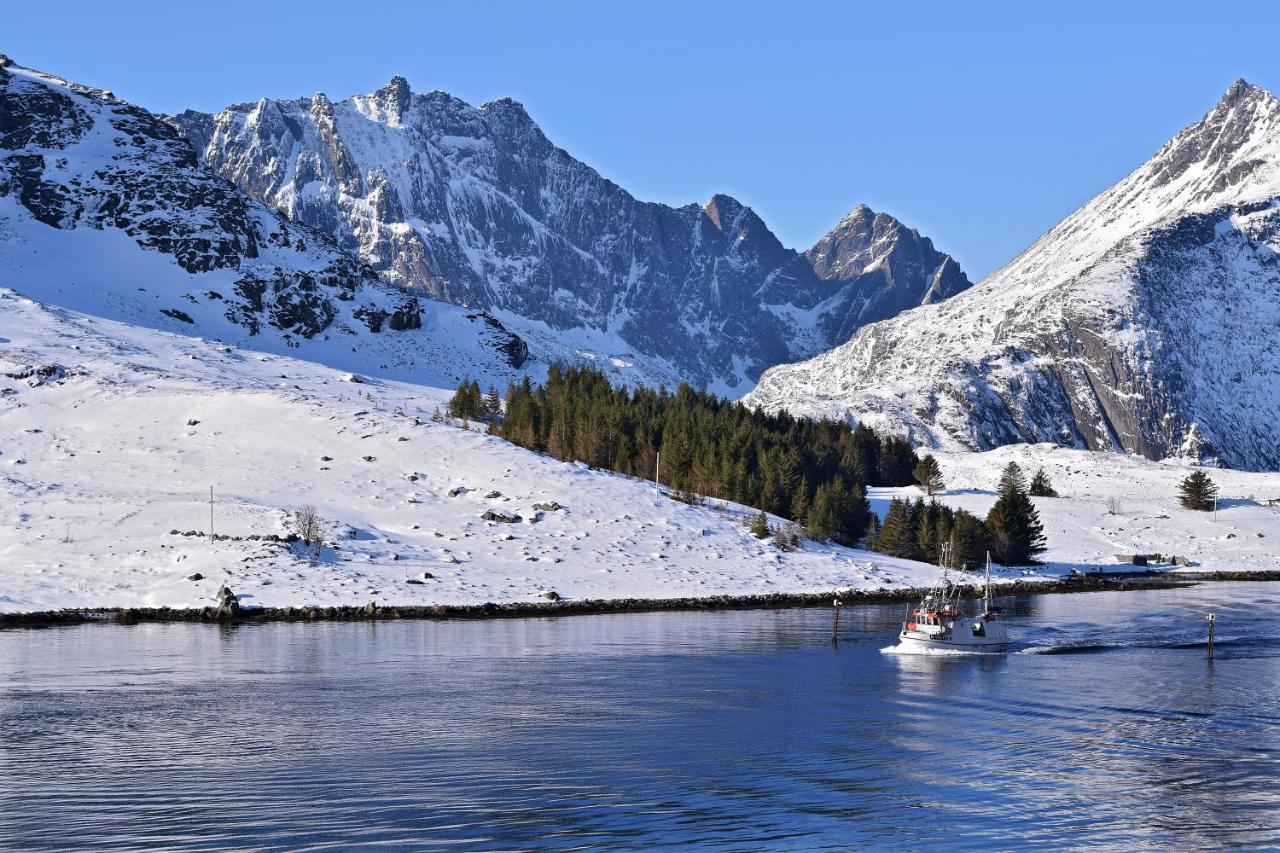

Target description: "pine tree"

left=789, top=477, right=811, bottom=527
left=448, top=378, right=477, bottom=420
left=949, top=509, right=988, bottom=569
left=985, top=476, right=1046, bottom=566
left=878, top=436, right=919, bottom=486
left=837, top=479, right=873, bottom=546
left=750, top=508, right=771, bottom=539
left=844, top=423, right=880, bottom=485
left=1178, top=470, right=1218, bottom=511
left=913, top=454, right=945, bottom=496
left=998, top=461, right=1028, bottom=496
left=873, top=498, right=918, bottom=559
left=807, top=482, right=837, bottom=540
left=1028, top=467, right=1058, bottom=498
left=484, top=387, right=502, bottom=420
left=824, top=477, right=872, bottom=546
left=916, top=500, right=954, bottom=565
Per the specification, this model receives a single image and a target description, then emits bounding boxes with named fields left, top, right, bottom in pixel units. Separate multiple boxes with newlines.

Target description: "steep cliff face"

left=171, top=79, right=969, bottom=390
left=805, top=204, right=970, bottom=346
left=0, top=57, right=533, bottom=387
left=747, top=80, right=1280, bottom=471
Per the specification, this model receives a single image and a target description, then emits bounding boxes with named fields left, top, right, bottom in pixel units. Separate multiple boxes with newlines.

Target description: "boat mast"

left=984, top=551, right=993, bottom=615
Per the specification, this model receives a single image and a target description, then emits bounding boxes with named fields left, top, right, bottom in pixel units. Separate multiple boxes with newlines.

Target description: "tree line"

left=477, top=366, right=921, bottom=547
left=453, top=368, right=1059, bottom=565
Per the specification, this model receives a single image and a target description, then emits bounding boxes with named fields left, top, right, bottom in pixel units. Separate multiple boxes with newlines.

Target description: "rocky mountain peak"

left=701, top=193, right=746, bottom=231
left=370, top=75, right=412, bottom=123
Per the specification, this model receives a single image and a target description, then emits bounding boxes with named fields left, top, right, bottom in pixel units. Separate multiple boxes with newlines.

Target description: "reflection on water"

left=1, top=584, right=1277, bottom=849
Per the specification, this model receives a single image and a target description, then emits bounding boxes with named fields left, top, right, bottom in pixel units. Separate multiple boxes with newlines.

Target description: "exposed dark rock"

left=481, top=509, right=521, bottom=523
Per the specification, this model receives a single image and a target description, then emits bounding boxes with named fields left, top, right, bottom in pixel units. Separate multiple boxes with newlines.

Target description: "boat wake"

left=880, top=643, right=1002, bottom=657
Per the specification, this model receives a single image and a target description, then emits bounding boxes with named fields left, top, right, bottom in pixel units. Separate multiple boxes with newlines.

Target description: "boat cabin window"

left=971, top=622, right=985, bottom=637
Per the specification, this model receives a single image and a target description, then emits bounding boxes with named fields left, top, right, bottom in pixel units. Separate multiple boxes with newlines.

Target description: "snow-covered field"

left=875, top=445, right=1280, bottom=578
left=2, top=287, right=1277, bottom=615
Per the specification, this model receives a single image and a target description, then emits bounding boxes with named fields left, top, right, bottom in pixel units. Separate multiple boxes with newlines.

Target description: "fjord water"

left=1, top=584, right=1277, bottom=850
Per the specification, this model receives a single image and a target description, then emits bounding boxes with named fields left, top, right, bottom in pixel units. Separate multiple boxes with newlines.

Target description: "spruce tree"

left=789, top=477, right=811, bottom=527
left=1178, top=470, right=1218, bottom=511
left=485, top=387, right=502, bottom=420
left=448, top=378, right=476, bottom=420
left=1028, top=467, right=1058, bottom=498
left=984, top=473, right=1046, bottom=566
left=873, top=498, right=918, bottom=559
left=998, top=461, right=1028, bottom=496
left=839, top=479, right=873, bottom=546
left=750, top=508, right=771, bottom=539
left=949, top=509, right=988, bottom=569
left=807, top=482, right=837, bottom=540
left=913, top=454, right=945, bottom=496
left=916, top=500, right=955, bottom=565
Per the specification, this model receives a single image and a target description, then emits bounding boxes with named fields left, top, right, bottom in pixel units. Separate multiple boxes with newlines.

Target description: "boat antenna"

left=984, top=551, right=993, bottom=616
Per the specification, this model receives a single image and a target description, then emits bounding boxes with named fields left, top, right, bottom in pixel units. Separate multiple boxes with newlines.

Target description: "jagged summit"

left=1220, top=77, right=1268, bottom=106
left=169, top=77, right=970, bottom=390
left=701, top=193, right=750, bottom=231
left=747, top=80, right=1280, bottom=471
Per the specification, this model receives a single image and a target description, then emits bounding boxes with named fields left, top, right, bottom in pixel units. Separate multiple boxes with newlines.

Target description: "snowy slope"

left=0, top=57, right=539, bottom=391
left=171, top=78, right=969, bottom=392
left=747, top=80, right=1280, bottom=471
left=0, top=289, right=956, bottom=613
left=6, top=290, right=1275, bottom=616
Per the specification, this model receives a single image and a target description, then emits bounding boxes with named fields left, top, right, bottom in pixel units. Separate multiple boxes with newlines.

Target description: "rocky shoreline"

left=0, top=575, right=1224, bottom=629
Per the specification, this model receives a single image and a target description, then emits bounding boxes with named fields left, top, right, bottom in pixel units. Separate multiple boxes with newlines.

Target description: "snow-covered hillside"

left=0, top=289, right=956, bottom=613
left=6, top=289, right=1276, bottom=616
left=748, top=80, right=1280, bottom=471
left=171, top=77, right=969, bottom=392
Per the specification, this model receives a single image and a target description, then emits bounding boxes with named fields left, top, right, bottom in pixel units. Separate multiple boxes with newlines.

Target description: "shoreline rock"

left=0, top=574, right=1255, bottom=630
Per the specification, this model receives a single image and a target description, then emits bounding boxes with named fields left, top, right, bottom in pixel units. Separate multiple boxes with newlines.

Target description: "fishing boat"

left=896, top=552, right=1008, bottom=653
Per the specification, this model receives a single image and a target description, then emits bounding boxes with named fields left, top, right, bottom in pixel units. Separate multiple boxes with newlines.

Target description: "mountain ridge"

left=169, top=74, right=970, bottom=391
left=746, top=78, right=1280, bottom=471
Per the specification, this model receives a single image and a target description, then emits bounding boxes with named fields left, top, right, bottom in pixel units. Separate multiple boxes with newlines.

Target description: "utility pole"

left=1214, top=495, right=1219, bottom=522
left=209, top=485, right=214, bottom=544
left=654, top=450, right=661, bottom=499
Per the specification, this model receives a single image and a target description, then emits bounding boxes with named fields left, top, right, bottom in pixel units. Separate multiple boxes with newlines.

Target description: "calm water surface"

left=1, top=583, right=1278, bottom=850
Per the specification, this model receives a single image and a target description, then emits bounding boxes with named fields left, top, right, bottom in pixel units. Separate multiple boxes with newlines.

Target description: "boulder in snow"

left=481, top=509, right=522, bottom=524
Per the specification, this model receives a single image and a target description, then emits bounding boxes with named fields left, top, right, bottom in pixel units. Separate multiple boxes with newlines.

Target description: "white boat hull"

left=896, top=633, right=1008, bottom=653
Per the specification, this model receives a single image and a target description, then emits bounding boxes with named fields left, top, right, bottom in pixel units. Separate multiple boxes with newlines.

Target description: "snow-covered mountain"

left=0, top=56, right=535, bottom=390
left=748, top=79, right=1280, bottom=471
left=170, top=78, right=969, bottom=392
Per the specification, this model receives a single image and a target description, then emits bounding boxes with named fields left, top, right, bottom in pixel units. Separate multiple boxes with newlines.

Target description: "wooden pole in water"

left=831, top=599, right=841, bottom=644
left=1207, top=612, right=1216, bottom=660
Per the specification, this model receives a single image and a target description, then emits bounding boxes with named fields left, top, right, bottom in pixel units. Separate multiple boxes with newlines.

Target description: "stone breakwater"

left=0, top=577, right=1207, bottom=629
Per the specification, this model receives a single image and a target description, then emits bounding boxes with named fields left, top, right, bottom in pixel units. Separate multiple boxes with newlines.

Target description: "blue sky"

left=7, top=1, right=1277, bottom=278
